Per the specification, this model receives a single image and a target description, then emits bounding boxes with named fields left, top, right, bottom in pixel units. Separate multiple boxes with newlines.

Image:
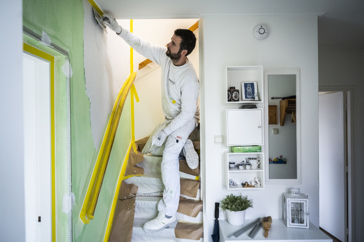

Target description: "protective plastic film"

left=135, top=136, right=149, bottom=153
left=124, top=149, right=144, bottom=176
left=179, top=159, right=200, bottom=176
left=177, top=196, right=203, bottom=217
left=175, top=222, right=203, bottom=240
left=180, top=178, right=200, bottom=198
left=109, top=182, right=138, bottom=242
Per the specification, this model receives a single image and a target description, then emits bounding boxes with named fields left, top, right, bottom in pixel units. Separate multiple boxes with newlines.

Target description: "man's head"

left=166, top=29, right=196, bottom=63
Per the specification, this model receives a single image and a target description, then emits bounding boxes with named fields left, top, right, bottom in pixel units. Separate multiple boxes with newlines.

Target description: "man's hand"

left=152, top=130, right=168, bottom=147
left=102, top=14, right=122, bottom=34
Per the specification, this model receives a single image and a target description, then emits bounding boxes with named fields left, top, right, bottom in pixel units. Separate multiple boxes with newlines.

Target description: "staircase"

left=109, top=129, right=203, bottom=242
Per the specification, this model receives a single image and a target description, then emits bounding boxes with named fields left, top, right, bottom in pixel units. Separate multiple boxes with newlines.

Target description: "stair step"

left=134, top=197, right=203, bottom=223
left=132, top=218, right=203, bottom=242
left=124, top=176, right=163, bottom=194
left=133, top=217, right=176, bottom=238
left=138, top=155, right=199, bottom=179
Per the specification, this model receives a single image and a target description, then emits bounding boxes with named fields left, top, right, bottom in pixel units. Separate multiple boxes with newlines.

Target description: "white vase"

left=226, top=210, right=246, bottom=225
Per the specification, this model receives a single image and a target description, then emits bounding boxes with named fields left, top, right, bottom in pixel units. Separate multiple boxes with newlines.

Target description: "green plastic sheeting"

left=23, top=0, right=132, bottom=241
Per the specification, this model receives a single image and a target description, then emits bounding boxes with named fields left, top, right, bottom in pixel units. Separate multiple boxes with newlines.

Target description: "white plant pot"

left=226, top=210, right=246, bottom=225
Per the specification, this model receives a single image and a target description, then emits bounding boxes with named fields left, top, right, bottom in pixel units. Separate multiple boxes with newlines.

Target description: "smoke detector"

left=253, top=24, right=269, bottom=40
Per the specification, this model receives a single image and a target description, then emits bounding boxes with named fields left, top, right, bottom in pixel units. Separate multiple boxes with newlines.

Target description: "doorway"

left=23, top=50, right=52, bottom=242
left=319, top=90, right=351, bottom=242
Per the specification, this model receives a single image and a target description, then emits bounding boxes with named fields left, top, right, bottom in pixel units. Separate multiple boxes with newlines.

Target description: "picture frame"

left=269, top=105, right=278, bottom=124
left=241, top=81, right=258, bottom=100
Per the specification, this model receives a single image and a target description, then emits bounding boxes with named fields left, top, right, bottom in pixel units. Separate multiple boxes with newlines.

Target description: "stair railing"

left=80, top=71, right=138, bottom=224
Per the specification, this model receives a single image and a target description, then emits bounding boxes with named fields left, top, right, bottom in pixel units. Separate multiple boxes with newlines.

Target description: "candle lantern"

left=282, top=188, right=310, bottom=229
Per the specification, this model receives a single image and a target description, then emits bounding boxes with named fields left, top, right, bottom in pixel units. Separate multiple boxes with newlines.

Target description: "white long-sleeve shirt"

left=119, top=27, right=200, bottom=134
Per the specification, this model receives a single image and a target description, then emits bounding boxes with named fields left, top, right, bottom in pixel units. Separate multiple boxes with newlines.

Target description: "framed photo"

left=241, top=82, right=258, bottom=100
left=269, top=105, right=278, bottom=124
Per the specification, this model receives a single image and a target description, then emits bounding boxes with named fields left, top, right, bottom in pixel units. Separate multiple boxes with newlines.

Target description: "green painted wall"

left=23, top=0, right=132, bottom=241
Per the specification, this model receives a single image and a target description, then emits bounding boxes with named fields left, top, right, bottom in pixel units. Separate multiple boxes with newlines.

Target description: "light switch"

left=272, top=128, right=279, bottom=134
left=214, top=135, right=223, bottom=143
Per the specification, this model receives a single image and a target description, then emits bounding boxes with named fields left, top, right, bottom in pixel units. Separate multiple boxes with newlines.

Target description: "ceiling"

left=96, top=0, right=364, bottom=49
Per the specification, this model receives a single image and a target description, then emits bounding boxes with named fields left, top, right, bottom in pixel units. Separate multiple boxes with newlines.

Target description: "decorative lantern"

left=282, top=188, right=309, bottom=229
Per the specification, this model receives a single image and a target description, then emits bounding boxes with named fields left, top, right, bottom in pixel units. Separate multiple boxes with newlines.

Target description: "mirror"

left=265, top=69, right=301, bottom=184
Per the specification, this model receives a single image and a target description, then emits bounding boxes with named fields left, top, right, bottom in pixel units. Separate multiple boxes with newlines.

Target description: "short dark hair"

left=174, top=29, right=196, bottom=56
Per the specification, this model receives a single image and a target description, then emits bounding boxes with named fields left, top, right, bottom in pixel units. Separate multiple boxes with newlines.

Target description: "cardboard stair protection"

left=109, top=133, right=203, bottom=242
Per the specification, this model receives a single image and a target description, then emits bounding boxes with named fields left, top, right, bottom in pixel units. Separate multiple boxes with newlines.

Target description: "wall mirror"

left=264, top=69, right=301, bottom=185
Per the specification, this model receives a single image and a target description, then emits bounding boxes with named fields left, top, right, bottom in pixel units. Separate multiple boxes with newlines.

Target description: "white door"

left=23, top=52, right=52, bottom=242
left=319, top=92, right=346, bottom=241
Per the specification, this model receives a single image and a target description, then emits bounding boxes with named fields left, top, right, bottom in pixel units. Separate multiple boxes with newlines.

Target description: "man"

left=103, top=15, right=200, bottom=232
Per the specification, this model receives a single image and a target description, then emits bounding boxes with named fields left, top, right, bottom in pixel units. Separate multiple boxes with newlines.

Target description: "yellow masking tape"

left=88, top=0, right=103, bottom=16
left=87, top=73, right=137, bottom=217
left=23, top=43, right=56, bottom=242
left=80, top=75, right=131, bottom=223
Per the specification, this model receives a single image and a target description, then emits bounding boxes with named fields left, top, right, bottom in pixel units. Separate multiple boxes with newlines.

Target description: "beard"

left=166, top=47, right=182, bottom=61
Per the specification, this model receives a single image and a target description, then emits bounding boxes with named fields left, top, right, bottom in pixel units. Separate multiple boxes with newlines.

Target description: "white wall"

left=319, top=47, right=364, bottom=241
left=202, top=15, right=319, bottom=239
left=0, top=1, right=26, bottom=241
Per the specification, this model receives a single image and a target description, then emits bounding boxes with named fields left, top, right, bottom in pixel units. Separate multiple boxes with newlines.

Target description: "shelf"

left=228, top=168, right=263, bottom=173
left=226, top=66, right=264, bottom=103
left=225, top=65, right=266, bottom=190
left=227, top=100, right=264, bottom=104
left=228, top=152, right=263, bottom=156
left=226, top=152, right=265, bottom=190
left=229, top=184, right=264, bottom=190
left=219, top=219, right=332, bottom=241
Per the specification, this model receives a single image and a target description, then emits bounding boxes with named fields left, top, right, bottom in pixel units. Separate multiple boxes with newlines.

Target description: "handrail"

left=80, top=72, right=137, bottom=224
left=138, top=21, right=199, bottom=70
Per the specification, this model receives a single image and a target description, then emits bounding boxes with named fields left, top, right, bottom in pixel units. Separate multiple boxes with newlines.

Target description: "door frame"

left=319, top=85, right=355, bottom=242
left=23, top=43, right=56, bottom=241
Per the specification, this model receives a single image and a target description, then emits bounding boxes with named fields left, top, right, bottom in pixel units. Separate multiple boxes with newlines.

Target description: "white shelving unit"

left=226, top=66, right=264, bottom=104
left=226, top=152, right=265, bottom=190
left=225, top=65, right=266, bottom=190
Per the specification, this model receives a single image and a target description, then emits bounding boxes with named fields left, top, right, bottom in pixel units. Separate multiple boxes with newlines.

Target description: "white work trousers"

left=143, top=118, right=196, bottom=216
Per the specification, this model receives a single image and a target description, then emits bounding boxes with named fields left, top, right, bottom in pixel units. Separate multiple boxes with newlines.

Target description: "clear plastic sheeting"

left=134, top=197, right=160, bottom=219
left=136, top=155, right=162, bottom=177
left=125, top=149, right=145, bottom=176
left=124, top=176, right=164, bottom=194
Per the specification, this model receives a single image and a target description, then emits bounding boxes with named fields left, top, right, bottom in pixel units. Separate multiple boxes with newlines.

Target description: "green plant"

left=221, top=194, right=253, bottom=212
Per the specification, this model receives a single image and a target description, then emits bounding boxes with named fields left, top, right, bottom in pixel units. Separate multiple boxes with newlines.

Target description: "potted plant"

left=221, top=194, right=253, bottom=225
